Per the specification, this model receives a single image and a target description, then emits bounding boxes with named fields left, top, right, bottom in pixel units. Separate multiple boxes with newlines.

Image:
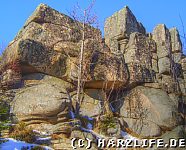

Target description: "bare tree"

left=179, top=15, right=186, bottom=53
left=68, top=0, right=100, bottom=114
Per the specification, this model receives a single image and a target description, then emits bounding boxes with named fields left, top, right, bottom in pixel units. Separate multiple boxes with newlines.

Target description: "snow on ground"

left=0, top=138, right=53, bottom=150
left=33, top=130, right=50, bottom=136
left=36, top=137, right=51, bottom=141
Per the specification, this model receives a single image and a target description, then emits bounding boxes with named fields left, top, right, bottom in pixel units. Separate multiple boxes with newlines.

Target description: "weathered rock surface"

left=104, top=6, right=146, bottom=51
left=153, top=24, right=171, bottom=59
left=11, top=73, right=102, bottom=134
left=169, top=28, right=182, bottom=53
left=161, top=125, right=185, bottom=140
left=158, top=57, right=171, bottom=74
left=124, top=32, right=157, bottom=85
left=0, top=3, right=186, bottom=149
left=80, top=89, right=104, bottom=117
left=1, top=4, right=133, bottom=90
left=11, top=74, right=73, bottom=135
left=181, top=57, right=186, bottom=72
left=121, top=118, right=162, bottom=137
left=160, top=126, right=186, bottom=150
left=119, top=86, right=178, bottom=137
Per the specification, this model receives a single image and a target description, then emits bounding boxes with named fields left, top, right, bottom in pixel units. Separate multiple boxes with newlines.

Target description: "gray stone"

left=161, top=75, right=178, bottom=93
left=79, top=90, right=103, bottom=117
left=1, top=3, right=133, bottom=90
left=121, top=118, right=161, bottom=137
left=11, top=74, right=72, bottom=122
left=152, top=24, right=171, bottom=59
left=158, top=57, right=171, bottom=74
left=104, top=6, right=146, bottom=50
left=1, top=4, right=186, bottom=144
left=178, top=78, right=186, bottom=96
left=124, top=32, right=155, bottom=65
left=127, top=63, right=154, bottom=85
left=143, top=83, right=161, bottom=89
left=152, top=53, right=158, bottom=60
left=181, top=57, right=186, bottom=71
left=120, top=86, right=178, bottom=129
left=169, top=28, right=182, bottom=53
left=124, top=33, right=156, bottom=85
left=173, top=52, right=183, bottom=63
left=18, top=39, right=68, bottom=77
left=168, top=93, right=180, bottom=107
left=152, top=59, right=158, bottom=73
left=71, top=130, right=94, bottom=141
left=161, top=126, right=185, bottom=143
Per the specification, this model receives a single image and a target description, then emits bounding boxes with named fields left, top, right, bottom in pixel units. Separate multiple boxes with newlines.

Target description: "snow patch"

left=0, top=138, right=53, bottom=150
left=33, top=130, right=50, bottom=136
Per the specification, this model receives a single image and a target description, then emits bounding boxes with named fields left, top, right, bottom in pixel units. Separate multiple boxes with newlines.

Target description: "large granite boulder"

left=119, top=86, right=178, bottom=137
left=1, top=4, right=131, bottom=90
left=11, top=74, right=73, bottom=124
left=65, top=43, right=130, bottom=88
left=124, top=32, right=156, bottom=85
left=11, top=73, right=103, bottom=133
left=1, top=3, right=84, bottom=78
left=104, top=6, right=146, bottom=51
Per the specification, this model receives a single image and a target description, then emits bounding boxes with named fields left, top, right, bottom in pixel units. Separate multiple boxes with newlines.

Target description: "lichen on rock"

left=0, top=3, right=186, bottom=149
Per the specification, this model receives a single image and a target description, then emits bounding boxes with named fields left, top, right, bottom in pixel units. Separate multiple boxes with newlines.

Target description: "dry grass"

left=9, top=122, right=37, bottom=143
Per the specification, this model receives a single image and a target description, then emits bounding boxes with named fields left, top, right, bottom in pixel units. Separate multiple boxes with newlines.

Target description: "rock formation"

left=0, top=3, right=185, bottom=149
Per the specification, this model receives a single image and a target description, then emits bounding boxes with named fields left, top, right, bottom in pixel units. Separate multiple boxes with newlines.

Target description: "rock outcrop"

left=104, top=6, right=146, bottom=51
left=0, top=3, right=185, bottom=149
left=1, top=4, right=129, bottom=89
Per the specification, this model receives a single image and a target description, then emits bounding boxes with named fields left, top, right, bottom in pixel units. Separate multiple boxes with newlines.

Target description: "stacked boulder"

left=104, top=6, right=186, bottom=138
left=0, top=3, right=185, bottom=149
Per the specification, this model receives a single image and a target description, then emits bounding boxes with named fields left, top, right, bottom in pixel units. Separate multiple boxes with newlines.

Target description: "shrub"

left=98, top=114, right=117, bottom=134
left=0, top=102, right=10, bottom=134
left=9, top=122, right=36, bottom=143
left=0, top=121, right=10, bottom=132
